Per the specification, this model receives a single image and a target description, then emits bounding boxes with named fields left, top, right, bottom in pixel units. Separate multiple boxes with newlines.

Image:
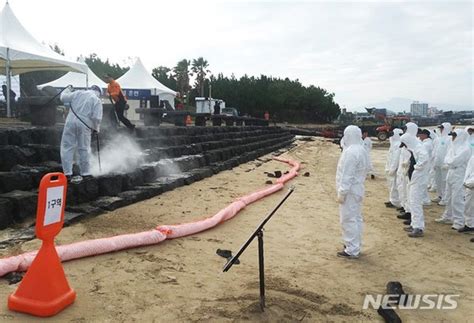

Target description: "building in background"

left=428, top=106, right=441, bottom=117
left=410, top=101, right=428, bottom=116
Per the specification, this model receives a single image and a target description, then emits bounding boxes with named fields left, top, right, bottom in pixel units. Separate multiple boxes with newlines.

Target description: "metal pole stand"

left=257, top=229, right=265, bottom=311
left=223, top=187, right=295, bottom=313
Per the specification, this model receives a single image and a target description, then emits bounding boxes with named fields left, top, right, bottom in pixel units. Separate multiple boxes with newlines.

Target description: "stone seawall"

left=0, top=126, right=295, bottom=231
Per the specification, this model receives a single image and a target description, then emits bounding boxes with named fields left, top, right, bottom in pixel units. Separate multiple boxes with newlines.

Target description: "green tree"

left=173, top=59, right=191, bottom=96
left=85, top=53, right=128, bottom=81
left=209, top=73, right=340, bottom=123
left=191, top=57, right=210, bottom=97
left=151, top=66, right=177, bottom=91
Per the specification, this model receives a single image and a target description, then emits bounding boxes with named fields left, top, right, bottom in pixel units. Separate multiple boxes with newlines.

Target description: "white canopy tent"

left=0, top=2, right=87, bottom=117
left=117, top=57, right=176, bottom=108
left=38, top=58, right=107, bottom=90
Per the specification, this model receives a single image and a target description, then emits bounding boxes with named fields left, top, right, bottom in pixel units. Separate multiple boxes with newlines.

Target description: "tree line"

left=20, top=49, right=340, bottom=123
left=151, top=57, right=340, bottom=123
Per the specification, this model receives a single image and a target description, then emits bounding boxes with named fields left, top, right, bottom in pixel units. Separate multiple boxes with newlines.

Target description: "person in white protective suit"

left=418, top=129, right=434, bottom=206
left=336, top=125, right=369, bottom=259
left=428, top=129, right=439, bottom=192
left=400, top=132, right=429, bottom=237
left=60, top=85, right=103, bottom=181
left=467, top=126, right=474, bottom=156
left=434, top=129, right=471, bottom=230
left=362, top=129, right=375, bottom=179
left=384, top=128, right=404, bottom=208
left=404, top=122, right=419, bottom=138
left=396, top=145, right=411, bottom=216
left=396, top=122, right=418, bottom=222
left=459, top=155, right=474, bottom=234
left=432, top=122, right=452, bottom=204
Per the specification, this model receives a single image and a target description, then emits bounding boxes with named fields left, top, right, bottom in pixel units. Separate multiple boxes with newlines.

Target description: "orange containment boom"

left=0, top=157, right=300, bottom=277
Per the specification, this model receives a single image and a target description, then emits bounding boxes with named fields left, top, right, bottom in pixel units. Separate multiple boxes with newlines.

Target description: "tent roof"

left=38, top=58, right=107, bottom=89
left=116, top=58, right=176, bottom=96
left=0, top=3, right=86, bottom=75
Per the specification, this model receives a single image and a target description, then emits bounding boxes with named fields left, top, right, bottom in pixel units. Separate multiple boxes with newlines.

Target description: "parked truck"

left=195, top=97, right=225, bottom=114
left=375, top=116, right=411, bottom=141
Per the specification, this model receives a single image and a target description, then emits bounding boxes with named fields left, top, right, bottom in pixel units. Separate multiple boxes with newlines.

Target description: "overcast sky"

left=6, top=0, right=473, bottom=111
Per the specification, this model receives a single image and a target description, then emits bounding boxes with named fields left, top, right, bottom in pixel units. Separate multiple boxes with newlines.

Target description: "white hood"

left=452, top=128, right=469, bottom=148
left=440, top=122, right=452, bottom=137
left=390, top=128, right=403, bottom=148
left=391, top=128, right=403, bottom=141
left=400, top=133, right=420, bottom=152
left=405, top=122, right=418, bottom=137
left=342, top=125, right=362, bottom=147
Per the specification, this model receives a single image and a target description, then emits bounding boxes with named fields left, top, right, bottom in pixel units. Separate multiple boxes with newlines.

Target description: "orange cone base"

left=7, top=240, right=76, bottom=317
left=8, top=289, right=76, bottom=317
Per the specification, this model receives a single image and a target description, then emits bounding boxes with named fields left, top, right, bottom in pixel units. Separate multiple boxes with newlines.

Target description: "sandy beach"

left=0, top=137, right=472, bottom=322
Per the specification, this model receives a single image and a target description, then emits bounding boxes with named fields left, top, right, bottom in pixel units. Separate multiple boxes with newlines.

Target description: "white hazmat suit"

left=428, top=129, right=439, bottom=192
left=400, top=132, right=429, bottom=233
left=385, top=128, right=403, bottom=207
left=463, top=155, right=474, bottom=229
left=397, top=146, right=411, bottom=213
left=60, top=87, right=103, bottom=176
left=336, top=125, right=369, bottom=257
left=421, top=136, right=434, bottom=205
left=398, top=122, right=418, bottom=214
left=432, top=122, right=452, bottom=202
left=405, top=122, right=419, bottom=137
left=363, top=136, right=374, bottom=177
left=467, top=126, right=474, bottom=156
left=436, top=129, right=471, bottom=229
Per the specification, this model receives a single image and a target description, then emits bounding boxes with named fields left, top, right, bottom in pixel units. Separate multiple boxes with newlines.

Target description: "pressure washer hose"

left=41, top=85, right=72, bottom=107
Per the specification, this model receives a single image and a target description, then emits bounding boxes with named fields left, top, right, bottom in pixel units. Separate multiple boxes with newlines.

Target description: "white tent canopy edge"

left=0, top=2, right=87, bottom=117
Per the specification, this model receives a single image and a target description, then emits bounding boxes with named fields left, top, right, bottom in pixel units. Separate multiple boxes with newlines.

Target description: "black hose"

left=42, top=86, right=71, bottom=107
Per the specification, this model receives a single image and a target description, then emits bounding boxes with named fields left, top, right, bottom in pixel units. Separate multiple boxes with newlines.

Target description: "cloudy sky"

left=6, top=0, right=473, bottom=111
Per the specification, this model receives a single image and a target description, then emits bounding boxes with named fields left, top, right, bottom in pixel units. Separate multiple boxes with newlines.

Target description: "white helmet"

left=90, top=85, right=102, bottom=97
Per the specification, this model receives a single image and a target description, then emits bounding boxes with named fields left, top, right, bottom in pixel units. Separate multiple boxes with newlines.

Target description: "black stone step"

left=0, top=125, right=294, bottom=229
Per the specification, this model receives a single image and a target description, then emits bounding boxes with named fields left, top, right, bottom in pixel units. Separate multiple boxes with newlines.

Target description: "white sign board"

left=43, top=186, right=64, bottom=226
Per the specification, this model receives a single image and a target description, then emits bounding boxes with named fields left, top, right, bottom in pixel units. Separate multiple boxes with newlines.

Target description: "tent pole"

left=6, top=47, right=11, bottom=118
left=209, top=84, right=212, bottom=113
left=86, top=73, right=89, bottom=88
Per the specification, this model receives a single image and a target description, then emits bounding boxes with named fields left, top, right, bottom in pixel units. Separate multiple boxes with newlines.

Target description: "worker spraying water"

left=59, top=85, right=103, bottom=183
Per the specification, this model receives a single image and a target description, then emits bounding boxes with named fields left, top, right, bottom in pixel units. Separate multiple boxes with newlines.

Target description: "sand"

left=0, top=137, right=472, bottom=322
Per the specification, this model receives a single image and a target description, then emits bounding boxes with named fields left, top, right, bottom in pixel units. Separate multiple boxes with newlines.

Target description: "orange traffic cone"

left=8, top=173, right=76, bottom=317
left=185, top=114, right=192, bottom=126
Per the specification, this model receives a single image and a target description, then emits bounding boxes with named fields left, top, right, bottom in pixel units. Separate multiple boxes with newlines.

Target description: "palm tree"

left=173, top=59, right=191, bottom=96
left=191, top=57, right=210, bottom=97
